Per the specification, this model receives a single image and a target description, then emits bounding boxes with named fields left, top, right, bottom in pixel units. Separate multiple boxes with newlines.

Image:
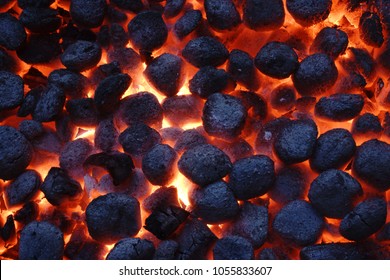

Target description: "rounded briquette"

left=17, top=33, right=61, bottom=64
left=273, top=200, right=324, bottom=246
left=48, top=69, right=90, bottom=99
left=227, top=49, right=260, bottom=91
left=359, top=12, right=384, bottom=48
left=315, top=93, right=364, bottom=122
left=255, top=42, right=299, bottom=79
left=340, top=198, right=387, bottom=241
left=0, top=13, right=26, bottom=50
left=86, top=193, right=141, bottom=244
left=59, top=138, right=93, bottom=172
left=142, top=186, right=180, bottom=213
left=270, top=85, right=296, bottom=112
left=106, top=238, right=155, bottom=260
left=228, top=155, right=275, bottom=200
left=5, top=170, right=41, bottom=206
left=286, top=0, right=332, bottom=26
left=0, top=126, right=33, bottom=180
left=61, top=40, right=102, bottom=72
left=352, top=113, right=383, bottom=136
left=154, top=240, right=178, bottom=260
left=65, top=98, right=99, bottom=127
left=20, top=7, right=62, bottom=34
left=94, top=117, right=119, bottom=152
left=33, top=86, right=65, bottom=123
left=205, top=0, right=241, bottom=31
left=174, top=9, right=202, bottom=39
left=274, top=119, right=318, bottom=165
left=162, top=95, right=203, bottom=127
left=182, top=36, right=229, bottom=68
left=178, top=144, right=232, bottom=186
left=190, top=181, right=239, bottom=224
left=107, top=47, right=141, bottom=72
left=70, top=0, right=107, bottom=28
left=352, top=139, right=390, bottom=192
left=213, top=236, right=254, bottom=260
left=292, top=53, right=338, bottom=97
left=300, top=243, right=363, bottom=260
left=243, top=0, right=285, bottom=31
left=128, top=11, right=167, bottom=52
left=174, top=129, right=207, bottom=153
left=19, top=221, right=64, bottom=260
left=202, top=93, right=247, bottom=140
left=0, top=71, right=24, bottom=112
left=308, top=169, right=363, bottom=219
left=310, top=27, right=349, bottom=59
left=164, top=0, right=186, bottom=19
left=19, top=120, right=44, bottom=141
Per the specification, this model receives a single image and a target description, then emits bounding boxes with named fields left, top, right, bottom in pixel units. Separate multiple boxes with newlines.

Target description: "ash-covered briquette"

left=94, top=117, right=119, bottom=152
left=190, top=181, right=239, bottom=224
left=0, top=47, right=16, bottom=72
left=32, top=86, right=65, bottom=123
left=182, top=36, right=229, bottom=68
left=40, top=167, right=82, bottom=206
left=308, top=169, right=363, bottom=219
left=60, top=40, right=102, bottom=72
left=70, top=0, right=106, bottom=28
left=202, top=93, right=247, bottom=140
left=270, top=85, right=296, bottom=113
left=189, top=66, right=235, bottom=99
left=144, top=206, right=189, bottom=239
left=315, top=93, right=364, bottom=122
left=14, top=201, right=39, bottom=225
left=274, top=118, right=318, bottom=165
left=300, top=243, right=365, bottom=260
left=154, top=240, right=179, bottom=260
left=144, top=53, right=184, bottom=97
left=119, top=123, right=161, bottom=158
left=107, top=47, right=141, bottom=72
left=110, top=0, right=143, bottom=13
left=19, top=221, right=64, bottom=260
left=0, top=126, right=33, bottom=180
left=164, top=0, right=185, bottom=18
left=0, top=71, right=24, bottom=112
left=142, top=186, right=180, bottom=213
left=65, top=98, right=99, bottom=127
left=174, top=9, right=202, bottom=39
left=18, top=0, right=54, bottom=8
left=60, top=138, right=93, bottom=173
left=19, top=120, right=44, bottom=141
left=352, top=113, right=383, bottom=137
left=86, top=193, right=141, bottom=244
left=286, top=0, right=332, bottom=26
left=213, top=236, right=254, bottom=260
left=340, top=197, right=387, bottom=241
left=178, top=144, right=232, bottom=186
left=55, top=113, right=78, bottom=143
left=94, top=73, right=131, bottom=115
left=224, top=202, right=268, bottom=248
left=162, top=95, right=203, bottom=127
left=204, top=0, right=241, bottom=31
left=310, top=128, right=356, bottom=173
left=227, top=49, right=260, bottom=91
left=376, top=223, right=390, bottom=241
left=48, top=69, right=90, bottom=99
left=0, top=13, right=26, bottom=50
left=273, top=200, right=324, bottom=247
left=310, top=27, right=349, bottom=59
left=17, top=33, right=61, bottom=64
left=269, top=166, right=307, bottom=204
left=118, top=92, right=163, bottom=127
left=174, top=129, right=207, bottom=153
left=175, top=218, right=217, bottom=260
left=128, top=11, right=167, bottom=52
left=243, top=0, right=284, bottom=31
left=255, top=42, right=299, bottom=79
left=359, top=12, right=384, bottom=48
left=106, top=238, right=155, bottom=260
left=5, top=170, right=41, bottom=207
left=228, top=155, right=275, bottom=200
left=20, top=7, right=62, bottom=34
left=292, top=53, right=338, bottom=97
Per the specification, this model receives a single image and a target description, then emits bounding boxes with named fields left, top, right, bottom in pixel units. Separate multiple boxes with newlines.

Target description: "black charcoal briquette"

left=174, top=129, right=207, bottom=153
left=227, top=49, right=260, bottom=90
left=19, top=120, right=44, bottom=141
left=154, top=240, right=178, bottom=260
left=311, top=27, right=349, bottom=59
left=18, top=0, right=54, bottom=8
left=48, top=69, right=89, bottom=99
left=270, top=85, right=296, bottom=112
left=205, top=0, right=241, bottom=31
left=107, top=47, right=141, bottom=72
left=174, top=9, right=202, bottom=39
left=243, top=0, right=285, bottom=31
left=0, top=71, right=24, bottom=112
left=5, top=170, right=41, bottom=207
left=94, top=117, right=119, bottom=152
left=0, top=13, right=26, bottom=50
left=300, top=243, right=364, bottom=260
left=110, top=0, right=143, bottom=13
left=70, top=0, right=107, bottom=28
left=286, top=0, right=332, bottom=26
left=352, top=113, right=383, bottom=137
left=106, top=238, right=155, bottom=260
left=33, top=86, right=65, bottom=123
left=65, top=98, right=99, bottom=127
left=17, top=33, right=61, bottom=64
left=142, top=186, right=180, bottom=213
left=162, top=95, right=203, bottom=127
left=61, top=40, right=102, bottom=72
left=359, top=12, right=384, bottom=48
left=20, top=7, right=62, bottom=34
left=213, top=236, right=254, bottom=260
left=59, top=139, right=93, bottom=173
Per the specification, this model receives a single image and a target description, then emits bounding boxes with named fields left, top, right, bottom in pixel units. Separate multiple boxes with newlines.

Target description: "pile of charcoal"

left=0, top=0, right=390, bottom=260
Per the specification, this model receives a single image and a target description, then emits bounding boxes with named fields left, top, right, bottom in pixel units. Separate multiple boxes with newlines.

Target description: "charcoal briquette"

left=55, top=113, right=78, bottom=143
left=61, top=40, right=102, bottom=72
left=346, top=48, right=376, bottom=79
left=70, top=0, right=106, bottom=28
left=14, top=201, right=39, bottom=225
left=142, top=186, right=180, bottom=213
left=1, top=215, right=15, bottom=242
left=292, top=53, right=338, bottom=97
left=94, top=117, right=119, bottom=152
left=359, top=12, right=384, bottom=48
left=273, top=200, right=324, bottom=246
left=59, top=22, right=97, bottom=50
left=257, top=247, right=290, bottom=260
left=255, top=117, right=291, bottom=153
left=18, top=0, right=54, bottom=8
left=174, top=129, right=207, bottom=153
left=0, top=13, right=26, bottom=50
left=0, top=126, right=33, bottom=180
left=106, top=238, right=155, bottom=260
left=164, top=0, right=185, bottom=18
left=110, top=23, right=128, bottom=49
left=315, top=93, right=364, bottom=122
left=227, top=49, right=260, bottom=91
left=162, top=95, right=203, bottom=127
left=107, top=47, right=141, bottom=72
left=17, top=33, right=61, bottom=64
left=270, top=85, right=296, bottom=112
left=205, top=0, right=241, bottom=31
left=20, top=7, right=62, bottom=34
left=89, top=62, right=122, bottom=87
left=0, top=71, right=24, bottom=112
left=154, top=240, right=178, bottom=260
left=352, top=113, right=383, bottom=137
left=174, top=9, right=202, bottom=39
left=243, top=0, right=285, bottom=31
left=300, top=243, right=364, bottom=260
left=182, top=36, right=229, bottom=68
left=122, top=168, right=152, bottom=199
left=48, top=69, right=90, bottom=99
left=60, top=138, right=93, bottom=173
left=310, top=27, right=349, bottom=59
left=340, top=198, right=387, bottom=241
left=378, top=40, right=390, bottom=70
left=19, top=120, right=43, bottom=141
left=5, top=170, right=41, bottom=207
left=30, top=128, right=62, bottom=154
left=86, top=193, right=141, bottom=244
left=0, top=47, right=16, bottom=72
left=220, top=138, right=254, bottom=162
left=286, top=0, right=332, bottom=26
left=65, top=98, right=99, bottom=127
left=110, top=0, right=144, bottom=13
left=107, top=6, right=128, bottom=24
left=22, top=67, right=47, bottom=89
left=213, top=236, right=254, bottom=260
left=235, top=90, right=267, bottom=121
left=376, top=223, right=390, bottom=241
left=310, top=128, right=356, bottom=172
left=19, top=221, right=64, bottom=260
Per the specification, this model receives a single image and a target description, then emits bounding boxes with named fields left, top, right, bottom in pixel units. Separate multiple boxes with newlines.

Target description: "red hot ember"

left=0, top=0, right=390, bottom=260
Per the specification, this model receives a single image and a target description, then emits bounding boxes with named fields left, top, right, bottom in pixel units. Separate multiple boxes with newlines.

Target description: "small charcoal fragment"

left=178, top=144, right=232, bottom=186
left=154, top=240, right=178, bottom=260
left=60, top=139, right=93, bottom=174
left=164, top=0, right=185, bottom=18
left=142, top=186, right=180, bottom=213
left=70, top=0, right=107, bottom=28
left=182, top=36, right=229, bottom=68
left=174, top=9, right=202, bottom=39
left=308, top=169, right=363, bottom=219
left=128, top=11, right=167, bottom=52
left=107, top=47, right=141, bottom=72
left=14, top=201, right=39, bottom=225
left=300, top=243, right=364, bottom=260
left=61, top=40, right=102, bottom=72
left=213, top=236, right=254, bottom=260
left=94, top=117, right=119, bottom=152
left=110, top=0, right=143, bottom=13
left=286, top=0, right=332, bottom=26
left=228, top=155, right=275, bottom=200
left=0, top=13, right=26, bottom=50
left=162, top=95, right=203, bottom=127
left=19, top=120, right=44, bottom=141
left=65, top=98, right=99, bottom=127
left=86, top=193, right=141, bottom=244
left=33, top=86, right=65, bottom=123
left=270, top=85, right=296, bottom=112
left=352, top=113, right=383, bottom=137
left=17, top=33, right=61, bottom=64
left=19, top=221, right=64, bottom=260
left=273, top=200, right=324, bottom=246
left=144, top=53, right=184, bottom=97
left=174, top=129, right=207, bottom=153
left=0, top=71, right=24, bottom=112
left=144, top=206, right=189, bottom=239
left=359, top=12, right=384, bottom=48
left=205, top=0, right=241, bottom=31
left=0, top=126, right=33, bottom=180
left=106, top=238, right=155, bottom=260
left=243, top=0, right=285, bottom=31
left=310, top=128, right=356, bottom=172
left=255, top=117, right=290, bottom=154
left=48, top=69, right=89, bottom=99
left=5, top=170, right=41, bottom=206
left=292, top=53, right=338, bottom=97
left=274, top=118, right=318, bottom=164
left=311, top=27, right=349, bottom=59
left=20, top=7, right=62, bottom=34
left=227, top=49, right=260, bottom=90
left=340, top=198, right=387, bottom=241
